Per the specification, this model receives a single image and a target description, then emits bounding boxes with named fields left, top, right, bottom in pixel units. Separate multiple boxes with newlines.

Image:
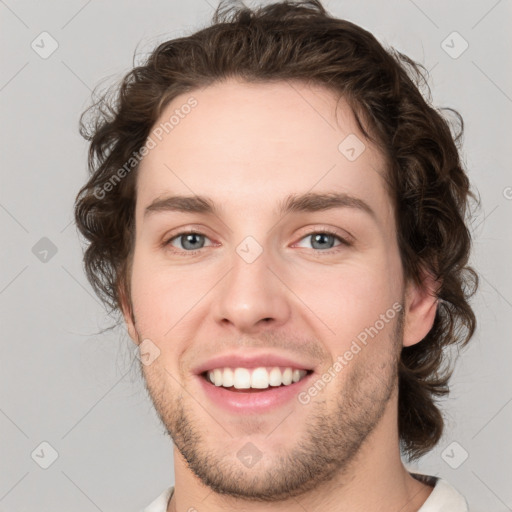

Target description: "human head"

left=74, top=0, right=479, bottom=469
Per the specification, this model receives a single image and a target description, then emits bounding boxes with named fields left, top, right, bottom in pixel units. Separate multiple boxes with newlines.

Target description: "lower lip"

left=196, top=373, right=314, bottom=414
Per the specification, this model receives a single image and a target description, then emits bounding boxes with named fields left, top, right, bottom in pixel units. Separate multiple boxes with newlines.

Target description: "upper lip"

left=193, top=352, right=315, bottom=375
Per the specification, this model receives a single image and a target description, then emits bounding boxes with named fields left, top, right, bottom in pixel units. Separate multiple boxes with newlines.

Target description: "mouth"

left=201, top=366, right=314, bottom=392
left=196, top=366, right=315, bottom=413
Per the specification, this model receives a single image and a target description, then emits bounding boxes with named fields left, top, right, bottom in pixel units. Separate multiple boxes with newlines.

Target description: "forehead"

left=136, top=79, right=392, bottom=226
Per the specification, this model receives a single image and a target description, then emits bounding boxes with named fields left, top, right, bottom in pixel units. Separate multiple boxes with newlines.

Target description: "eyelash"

left=162, top=229, right=351, bottom=256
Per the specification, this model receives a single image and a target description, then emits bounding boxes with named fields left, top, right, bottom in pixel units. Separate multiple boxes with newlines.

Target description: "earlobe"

left=402, top=267, right=441, bottom=348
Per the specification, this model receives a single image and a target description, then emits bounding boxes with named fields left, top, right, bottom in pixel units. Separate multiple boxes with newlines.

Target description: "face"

left=121, top=79, right=426, bottom=501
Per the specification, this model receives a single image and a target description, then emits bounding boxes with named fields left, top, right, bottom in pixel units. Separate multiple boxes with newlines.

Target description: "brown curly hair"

left=74, top=0, right=480, bottom=462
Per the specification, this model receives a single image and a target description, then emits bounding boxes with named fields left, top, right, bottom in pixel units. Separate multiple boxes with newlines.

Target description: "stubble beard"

left=138, top=309, right=404, bottom=502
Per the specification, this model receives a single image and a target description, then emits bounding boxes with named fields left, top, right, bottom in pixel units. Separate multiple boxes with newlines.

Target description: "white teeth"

left=282, top=368, right=293, bottom=385
left=213, top=368, right=223, bottom=387
left=251, top=367, right=269, bottom=389
left=206, top=367, right=308, bottom=389
left=269, top=367, right=282, bottom=387
left=222, top=367, right=234, bottom=387
left=233, top=368, right=251, bottom=389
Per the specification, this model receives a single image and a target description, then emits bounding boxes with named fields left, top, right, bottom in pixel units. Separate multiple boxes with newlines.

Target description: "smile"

left=204, top=366, right=310, bottom=389
left=197, top=367, right=315, bottom=413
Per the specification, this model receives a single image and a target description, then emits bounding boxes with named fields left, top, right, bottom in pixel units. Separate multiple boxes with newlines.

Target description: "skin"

left=120, top=78, right=439, bottom=512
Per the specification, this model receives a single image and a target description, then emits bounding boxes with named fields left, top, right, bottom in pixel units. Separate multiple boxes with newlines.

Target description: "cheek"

left=291, top=251, right=402, bottom=351
left=129, top=250, right=213, bottom=339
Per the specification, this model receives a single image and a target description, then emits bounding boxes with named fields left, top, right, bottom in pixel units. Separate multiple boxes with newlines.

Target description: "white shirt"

left=142, top=473, right=469, bottom=512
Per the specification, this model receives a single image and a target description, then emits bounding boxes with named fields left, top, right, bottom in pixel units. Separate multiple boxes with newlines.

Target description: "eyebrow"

left=143, top=192, right=376, bottom=220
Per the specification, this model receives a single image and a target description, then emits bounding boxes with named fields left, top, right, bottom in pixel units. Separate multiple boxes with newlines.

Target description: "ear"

left=118, top=281, right=139, bottom=345
left=402, top=266, right=441, bottom=348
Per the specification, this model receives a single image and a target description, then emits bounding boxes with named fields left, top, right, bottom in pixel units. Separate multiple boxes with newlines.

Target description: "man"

left=74, top=1, right=479, bottom=510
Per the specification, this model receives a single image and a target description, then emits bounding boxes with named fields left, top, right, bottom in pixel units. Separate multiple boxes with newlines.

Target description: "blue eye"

left=166, top=232, right=212, bottom=252
left=163, top=229, right=350, bottom=255
left=295, top=231, right=349, bottom=251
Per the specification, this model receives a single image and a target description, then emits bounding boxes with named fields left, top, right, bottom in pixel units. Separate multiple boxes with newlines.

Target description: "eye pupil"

left=311, top=233, right=335, bottom=250
left=181, top=233, right=204, bottom=250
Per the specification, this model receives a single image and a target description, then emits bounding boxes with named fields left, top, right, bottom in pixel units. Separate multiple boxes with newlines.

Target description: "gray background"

left=1, top=0, right=511, bottom=510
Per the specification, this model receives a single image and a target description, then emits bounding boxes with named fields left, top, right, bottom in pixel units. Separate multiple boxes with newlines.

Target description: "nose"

left=212, top=244, right=292, bottom=334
